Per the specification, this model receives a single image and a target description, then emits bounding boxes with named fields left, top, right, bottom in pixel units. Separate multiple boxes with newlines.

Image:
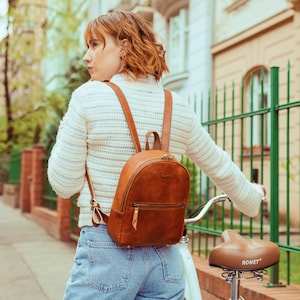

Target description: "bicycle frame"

left=181, top=194, right=232, bottom=300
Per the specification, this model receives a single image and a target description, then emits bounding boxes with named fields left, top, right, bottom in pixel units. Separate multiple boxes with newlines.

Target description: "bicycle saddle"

left=209, top=229, right=280, bottom=271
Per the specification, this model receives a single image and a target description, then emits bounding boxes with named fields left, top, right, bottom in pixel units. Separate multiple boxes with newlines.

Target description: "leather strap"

left=86, top=82, right=172, bottom=225
left=145, top=131, right=161, bottom=150
left=86, top=168, right=109, bottom=225
left=161, top=90, right=172, bottom=151
left=105, top=82, right=142, bottom=152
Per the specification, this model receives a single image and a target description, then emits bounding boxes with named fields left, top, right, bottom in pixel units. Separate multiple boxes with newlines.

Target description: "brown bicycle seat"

left=209, top=229, right=280, bottom=271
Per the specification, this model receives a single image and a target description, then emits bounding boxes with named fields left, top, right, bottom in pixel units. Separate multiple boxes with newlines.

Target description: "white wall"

left=214, top=0, right=289, bottom=43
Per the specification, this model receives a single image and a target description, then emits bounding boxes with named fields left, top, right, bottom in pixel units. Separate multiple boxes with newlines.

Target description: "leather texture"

left=108, top=149, right=190, bottom=246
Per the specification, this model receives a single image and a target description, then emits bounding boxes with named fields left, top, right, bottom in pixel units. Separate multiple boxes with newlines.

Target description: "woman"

left=48, top=10, right=266, bottom=300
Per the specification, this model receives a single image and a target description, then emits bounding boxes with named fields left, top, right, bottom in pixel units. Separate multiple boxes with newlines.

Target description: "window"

left=245, top=68, right=270, bottom=151
left=168, top=8, right=188, bottom=74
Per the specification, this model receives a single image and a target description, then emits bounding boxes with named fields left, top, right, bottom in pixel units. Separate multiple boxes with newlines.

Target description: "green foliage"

left=0, top=0, right=89, bottom=154
left=0, top=117, right=7, bottom=153
left=36, top=1, right=89, bottom=150
left=46, top=1, right=87, bottom=58
left=279, top=250, right=300, bottom=285
left=181, top=155, right=200, bottom=212
left=0, top=153, right=9, bottom=183
left=65, top=55, right=90, bottom=95
left=41, top=91, right=68, bottom=150
left=41, top=53, right=90, bottom=149
left=280, top=155, right=300, bottom=185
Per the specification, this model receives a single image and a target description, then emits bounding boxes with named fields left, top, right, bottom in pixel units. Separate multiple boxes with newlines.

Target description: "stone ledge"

left=2, top=183, right=19, bottom=208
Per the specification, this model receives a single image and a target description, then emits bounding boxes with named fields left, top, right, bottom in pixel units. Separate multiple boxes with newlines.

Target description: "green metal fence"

left=8, top=150, right=21, bottom=184
left=188, top=64, right=300, bottom=286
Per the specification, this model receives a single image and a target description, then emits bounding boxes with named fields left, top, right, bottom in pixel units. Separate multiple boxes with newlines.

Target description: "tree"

left=42, top=54, right=90, bottom=150
left=1, top=0, right=16, bottom=152
left=0, top=0, right=88, bottom=153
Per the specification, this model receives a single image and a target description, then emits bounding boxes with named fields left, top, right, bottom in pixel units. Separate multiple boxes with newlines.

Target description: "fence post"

left=57, top=196, right=72, bottom=241
left=266, top=66, right=283, bottom=287
left=31, top=145, right=44, bottom=208
left=19, top=149, right=33, bottom=212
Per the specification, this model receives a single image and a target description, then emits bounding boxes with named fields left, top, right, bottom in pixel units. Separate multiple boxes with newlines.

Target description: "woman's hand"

left=253, top=183, right=267, bottom=200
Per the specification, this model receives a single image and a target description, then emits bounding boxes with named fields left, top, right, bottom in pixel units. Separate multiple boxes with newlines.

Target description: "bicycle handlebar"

left=184, top=194, right=231, bottom=225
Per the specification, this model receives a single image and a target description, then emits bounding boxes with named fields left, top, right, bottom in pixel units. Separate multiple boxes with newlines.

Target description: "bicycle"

left=179, top=194, right=280, bottom=300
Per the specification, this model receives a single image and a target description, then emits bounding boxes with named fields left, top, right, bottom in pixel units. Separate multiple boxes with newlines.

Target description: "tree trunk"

left=3, top=32, right=13, bottom=152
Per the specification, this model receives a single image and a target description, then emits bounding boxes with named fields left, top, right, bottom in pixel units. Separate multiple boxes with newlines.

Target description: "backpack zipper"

left=131, top=202, right=184, bottom=230
left=132, top=202, right=184, bottom=209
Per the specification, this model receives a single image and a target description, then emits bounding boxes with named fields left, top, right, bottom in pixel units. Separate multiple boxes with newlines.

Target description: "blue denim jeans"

left=64, top=225, right=185, bottom=299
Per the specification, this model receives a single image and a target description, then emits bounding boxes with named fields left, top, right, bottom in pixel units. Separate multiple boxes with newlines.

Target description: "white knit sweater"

left=48, top=74, right=263, bottom=227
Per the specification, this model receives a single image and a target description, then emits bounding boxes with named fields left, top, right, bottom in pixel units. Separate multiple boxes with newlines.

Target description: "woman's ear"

left=120, top=39, right=128, bottom=58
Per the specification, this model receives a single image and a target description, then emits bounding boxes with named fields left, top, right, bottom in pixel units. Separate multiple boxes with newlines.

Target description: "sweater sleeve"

left=185, top=113, right=264, bottom=217
left=47, top=90, right=87, bottom=199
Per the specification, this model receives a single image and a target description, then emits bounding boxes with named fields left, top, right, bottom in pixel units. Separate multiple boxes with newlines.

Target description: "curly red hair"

left=84, top=10, right=169, bottom=81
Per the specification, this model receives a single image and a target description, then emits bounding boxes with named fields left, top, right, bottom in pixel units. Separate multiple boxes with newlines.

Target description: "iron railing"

left=8, top=150, right=21, bottom=184
left=187, top=64, right=300, bottom=287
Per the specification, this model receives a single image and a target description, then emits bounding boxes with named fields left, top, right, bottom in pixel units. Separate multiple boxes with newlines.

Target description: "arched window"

left=245, top=67, right=270, bottom=151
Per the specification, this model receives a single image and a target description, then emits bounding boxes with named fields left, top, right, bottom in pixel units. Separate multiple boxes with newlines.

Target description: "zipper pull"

left=132, top=205, right=139, bottom=231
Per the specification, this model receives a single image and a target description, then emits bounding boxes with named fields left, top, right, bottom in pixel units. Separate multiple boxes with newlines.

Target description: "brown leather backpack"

left=86, top=82, right=190, bottom=247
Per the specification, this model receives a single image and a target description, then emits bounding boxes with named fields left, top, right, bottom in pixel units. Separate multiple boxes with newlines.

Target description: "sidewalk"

left=2, top=197, right=300, bottom=300
left=0, top=198, right=76, bottom=300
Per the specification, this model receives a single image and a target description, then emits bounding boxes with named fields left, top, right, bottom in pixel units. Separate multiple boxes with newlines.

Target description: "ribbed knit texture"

left=48, top=74, right=263, bottom=227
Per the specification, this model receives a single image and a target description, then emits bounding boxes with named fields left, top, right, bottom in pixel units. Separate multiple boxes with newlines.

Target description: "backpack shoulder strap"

left=105, top=81, right=142, bottom=152
left=161, top=90, right=172, bottom=152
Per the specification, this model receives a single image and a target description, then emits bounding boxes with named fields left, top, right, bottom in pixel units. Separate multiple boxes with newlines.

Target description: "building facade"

left=212, top=0, right=300, bottom=227
left=87, top=0, right=300, bottom=226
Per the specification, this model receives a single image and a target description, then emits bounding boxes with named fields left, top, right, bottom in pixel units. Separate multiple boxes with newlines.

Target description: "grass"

left=278, top=250, right=300, bottom=285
